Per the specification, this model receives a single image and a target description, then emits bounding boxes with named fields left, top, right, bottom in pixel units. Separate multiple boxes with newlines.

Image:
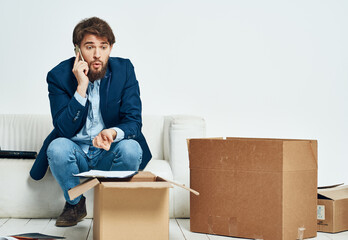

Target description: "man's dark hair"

left=73, top=17, right=115, bottom=46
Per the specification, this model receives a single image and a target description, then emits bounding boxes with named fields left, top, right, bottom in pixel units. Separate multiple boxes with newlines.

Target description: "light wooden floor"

left=0, top=218, right=347, bottom=239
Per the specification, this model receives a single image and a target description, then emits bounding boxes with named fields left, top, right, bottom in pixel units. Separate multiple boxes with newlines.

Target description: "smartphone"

left=74, top=45, right=85, bottom=62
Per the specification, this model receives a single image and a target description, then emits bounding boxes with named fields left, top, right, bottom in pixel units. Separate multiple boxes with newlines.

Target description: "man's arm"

left=115, top=59, right=142, bottom=139
left=48, top=54, right=90, bottom=138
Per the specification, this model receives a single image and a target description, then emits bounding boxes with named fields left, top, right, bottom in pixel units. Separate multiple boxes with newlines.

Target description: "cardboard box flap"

left=68, top=171, right=199, bottom=201
left=188, top=138, right=283, bottom=171
left=101, top=181, right=173, bottom=189
left=156, top=176, right=200, bottom=195
left=226, top=137, right=316, bottom=142
left=68, top=178, right=100, bottom=201
left=68, top=172, right=153, bottom=200
left=130, top=171, right=156, bottom=182
left=188, top=137, right=317, bottom=172
left=283, top=140, right=317, bottom=171
left=318, top=185, right=348, bottom=200
left=318, top=183, right=344, bottom=189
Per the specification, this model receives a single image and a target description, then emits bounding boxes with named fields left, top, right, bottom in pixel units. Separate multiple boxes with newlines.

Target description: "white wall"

left=0, top=0, right=347, bottom=186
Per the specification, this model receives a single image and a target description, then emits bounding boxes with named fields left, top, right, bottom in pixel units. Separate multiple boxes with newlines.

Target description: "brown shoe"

left=56, top=196, right=87, bottom=227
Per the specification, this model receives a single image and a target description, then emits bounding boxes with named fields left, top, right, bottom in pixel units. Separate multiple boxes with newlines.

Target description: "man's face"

left=80, top=34, right=113, bottom=81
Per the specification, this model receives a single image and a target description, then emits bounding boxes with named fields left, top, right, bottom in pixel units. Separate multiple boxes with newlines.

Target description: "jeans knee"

left=47, top=138, right=74, bottom=166
left=115, top=140, right=142, bottom=170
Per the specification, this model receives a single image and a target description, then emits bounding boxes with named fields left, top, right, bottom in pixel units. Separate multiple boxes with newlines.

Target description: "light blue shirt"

left=71, top=79, right=124, bottom=154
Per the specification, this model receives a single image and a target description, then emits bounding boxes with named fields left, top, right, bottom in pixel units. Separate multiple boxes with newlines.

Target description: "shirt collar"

left=88, top=79, right=101, bottom=88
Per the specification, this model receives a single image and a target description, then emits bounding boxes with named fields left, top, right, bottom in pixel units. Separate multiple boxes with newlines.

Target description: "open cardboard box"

left=317, top=184, right=348, bottom=233
left=68, top=171, right=198, bottom=240
left=188, top=137, right=318, bottom=240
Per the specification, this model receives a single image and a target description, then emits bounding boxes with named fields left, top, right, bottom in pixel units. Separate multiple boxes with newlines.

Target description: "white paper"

left=73, top=170, right=137, bottom=178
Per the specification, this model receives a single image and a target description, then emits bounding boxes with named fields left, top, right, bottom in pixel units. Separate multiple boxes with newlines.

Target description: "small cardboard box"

left=188, top=137, right=318, bottom=240
left=68, top=171, right=196, bottom=240
left=317, top=184, right=348, bottom=233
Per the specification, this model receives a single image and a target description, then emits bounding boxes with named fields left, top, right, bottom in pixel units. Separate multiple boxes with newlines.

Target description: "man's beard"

left=87, top=60, right=108, bottom=82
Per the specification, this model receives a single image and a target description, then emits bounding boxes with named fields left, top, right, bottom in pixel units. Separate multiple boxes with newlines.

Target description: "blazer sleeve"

left=115, top=59, right=142, bottom=139
left=47, top=71, right=88, bottom=138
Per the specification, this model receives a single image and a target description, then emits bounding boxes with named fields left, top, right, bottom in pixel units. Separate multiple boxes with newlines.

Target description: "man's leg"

left=93, top=139, right=142, bottom=171
left=47, top=137, right=89, bottom=227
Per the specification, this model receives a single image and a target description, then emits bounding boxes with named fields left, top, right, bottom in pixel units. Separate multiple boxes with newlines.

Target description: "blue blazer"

left=30, top=57, right=152, bottom=180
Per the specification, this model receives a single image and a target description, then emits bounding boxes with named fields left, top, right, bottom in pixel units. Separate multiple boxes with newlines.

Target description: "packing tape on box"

left=298, top=227, right=306, bottom=240
left=208, top=215, right=214, bottom=234
left=207, top=216, right=240, bottom=236
left=228, top=217, right=238, bottom=236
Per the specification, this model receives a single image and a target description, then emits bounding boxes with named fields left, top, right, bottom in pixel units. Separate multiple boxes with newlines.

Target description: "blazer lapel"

left=100, top=67, right=111, bottom=121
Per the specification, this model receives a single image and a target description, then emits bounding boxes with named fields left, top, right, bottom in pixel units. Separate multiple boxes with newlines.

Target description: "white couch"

left=0, top=114, right=205, bottom=219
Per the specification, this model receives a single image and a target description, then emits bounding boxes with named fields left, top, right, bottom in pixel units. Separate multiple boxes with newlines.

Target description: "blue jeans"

left=47, top=138, right=142, bottom=205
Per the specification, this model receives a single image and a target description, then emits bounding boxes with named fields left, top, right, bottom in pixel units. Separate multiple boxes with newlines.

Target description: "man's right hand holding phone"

left=72, top=50, right=89, bottom=98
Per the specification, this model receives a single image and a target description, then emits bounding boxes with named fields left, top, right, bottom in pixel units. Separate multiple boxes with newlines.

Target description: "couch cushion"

left=0, top=114, right=53, bottom=152
left=143, top=158, right=173, bottom=181
left=0, top=158, right=70, bottom=218
left=142, top=115, right=164, bottom=160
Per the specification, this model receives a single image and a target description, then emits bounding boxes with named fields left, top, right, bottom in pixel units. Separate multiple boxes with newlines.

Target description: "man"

left=29, top=17, right=152, bottom=227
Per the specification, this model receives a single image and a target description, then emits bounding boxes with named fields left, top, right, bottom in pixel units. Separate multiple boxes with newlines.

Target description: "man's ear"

left=110, top=44, right=114, bottom=52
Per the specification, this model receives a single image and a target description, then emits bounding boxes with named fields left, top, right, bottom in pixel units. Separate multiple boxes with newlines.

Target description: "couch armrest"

left=163, top=115, right=206, bottom=217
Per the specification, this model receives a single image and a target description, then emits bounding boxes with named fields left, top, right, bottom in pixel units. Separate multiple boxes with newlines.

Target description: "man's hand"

left=93, top=129, right=117, bottom=151
left=72, top=51, right=89, bottom=98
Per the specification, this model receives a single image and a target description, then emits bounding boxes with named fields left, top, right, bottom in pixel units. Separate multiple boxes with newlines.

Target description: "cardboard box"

left=317, top=184, right=348, bottom=233
left=188, top=137, right=318, bottom=240
left=68, top=171, right=196, bottom=240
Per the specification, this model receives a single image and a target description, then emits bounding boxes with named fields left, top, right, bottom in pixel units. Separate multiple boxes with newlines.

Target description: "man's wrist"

left=111, top=129, right=117, bottom=140
left=111, top=127, right=124, bottom=142
left=77, top=84, right=88, bottom=98
left=74, top=91, right=87, bottom=106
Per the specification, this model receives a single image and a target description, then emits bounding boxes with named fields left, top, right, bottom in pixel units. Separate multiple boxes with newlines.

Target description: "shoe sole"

left=55, top=212, right=87, bottom=227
